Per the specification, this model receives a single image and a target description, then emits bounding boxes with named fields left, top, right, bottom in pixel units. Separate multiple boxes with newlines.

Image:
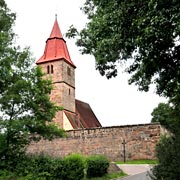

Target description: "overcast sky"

left=6, top=0, right=166, bottom=126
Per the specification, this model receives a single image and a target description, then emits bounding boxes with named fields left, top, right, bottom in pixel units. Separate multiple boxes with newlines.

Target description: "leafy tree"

left=151, top=135, right=180, bottom=180
left=151, top=102, right=180, bottom=132
left=0, top=0, right=65, bottom=169
left=66, top=0, right=180, bottom=98
left=151, top=103, right=173, bottom=123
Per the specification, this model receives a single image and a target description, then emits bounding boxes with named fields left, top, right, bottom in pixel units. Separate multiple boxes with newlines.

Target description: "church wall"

left=53, top=111, right=63, bottom=128
left=61, top=83, right=75, bottom=112
left=61, top=60, right=75, bottom=88
left=27, top=123, right=164, bottom=161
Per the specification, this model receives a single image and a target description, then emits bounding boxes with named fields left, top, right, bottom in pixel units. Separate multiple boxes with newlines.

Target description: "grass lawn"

left=115, top=159, right=158, bottom=165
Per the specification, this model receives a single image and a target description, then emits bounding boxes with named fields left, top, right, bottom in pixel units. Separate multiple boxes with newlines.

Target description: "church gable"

left=64, top=100, right=102, bottom=129
left=75, top=100, right=102, bottom=128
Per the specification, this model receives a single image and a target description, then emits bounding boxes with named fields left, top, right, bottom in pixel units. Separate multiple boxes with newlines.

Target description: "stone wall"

left=27, top=123, right=165, bottom=161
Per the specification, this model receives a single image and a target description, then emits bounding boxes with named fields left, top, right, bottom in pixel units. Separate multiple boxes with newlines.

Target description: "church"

left=36, top=17, right=102, bottom=130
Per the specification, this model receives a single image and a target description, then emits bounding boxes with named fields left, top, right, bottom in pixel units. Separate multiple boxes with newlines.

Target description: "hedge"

left=86, top=155, right=109, bottom=178
left=1, top=154, right=109, bottom=179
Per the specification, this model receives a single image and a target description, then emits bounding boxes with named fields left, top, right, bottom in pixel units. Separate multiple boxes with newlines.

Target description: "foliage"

left=151, top=135, right=180, bottom=180
left=0, top=170, right=19, bottom=180
left=86, top=155, right=109, bottom=178
left=9, top=154, right=85, bottom=180
left=151, top=101, right=180, bottom=133
left=150, top=101, right=180, bottom=179
left=151, top=103, right=173, bottom=123
left=15, top=154, right=64, bottom=180
left=66, top=0, right=180, bottom=98
left=0, top=0, right=65, bottom=169
left=0, top=154, right=125, bottom=180
left=63, top=154, right=86, bottom=180
left=1, top=154, right=85, bottom=180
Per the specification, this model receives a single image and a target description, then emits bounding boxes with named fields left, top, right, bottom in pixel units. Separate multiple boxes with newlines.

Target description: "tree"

left=0, top=0, right=65, bottom=168
left=151, top=135, right=180, bottom=180
left=151, top=103, right=173, bottom=123
left=66, top=0, right=180, bottom=98
left=151, top=102, right=180, bottom=132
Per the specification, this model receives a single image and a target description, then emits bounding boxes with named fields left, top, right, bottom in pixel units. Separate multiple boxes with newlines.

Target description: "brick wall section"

left=27, top=123, right=165, bottom=161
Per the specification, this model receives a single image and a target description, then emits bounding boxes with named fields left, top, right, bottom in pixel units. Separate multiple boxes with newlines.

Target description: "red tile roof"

left=36, top=18, right=75, bottom=68
left=75, top=99, right=102, bottom=128
left=64, top=110, right=84, bottom=129
left=64, top=100, right=102, bottom=129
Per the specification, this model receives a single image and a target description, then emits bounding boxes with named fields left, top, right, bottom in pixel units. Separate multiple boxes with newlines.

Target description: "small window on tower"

left=67, top=67, right=71, bottom=76
left=47, top=65, right=50, bottom=74
left=51, top=65, right=54, bottom=74
left=69, top=88, right=71, bottom=95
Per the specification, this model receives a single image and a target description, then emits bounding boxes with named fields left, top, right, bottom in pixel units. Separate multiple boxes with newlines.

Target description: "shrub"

left=2, top=154, right=111, bottom=179
left=15, top=154, right=85, bottom=180
left=63, top=154, right=85, bottom=180
left=152, top=134, right=180, bottom=180
left=86, top=155, right=109, bottom=178
left=15, top=154, right=64, bottom=180
left=0, top=170, right=18, bottom=180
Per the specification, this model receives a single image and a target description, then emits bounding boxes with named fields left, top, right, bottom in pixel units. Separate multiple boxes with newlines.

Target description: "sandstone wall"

left=27, top=123, right=164, bottom=161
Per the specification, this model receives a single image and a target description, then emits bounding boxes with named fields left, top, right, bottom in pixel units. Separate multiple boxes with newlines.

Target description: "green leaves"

left=0, top=0, right=65, bottom=168
left=151, top=103, right=173, bottom=125
left=67, top=0, right=180, bottom=98
left=152, top=135, right=180, bottom=179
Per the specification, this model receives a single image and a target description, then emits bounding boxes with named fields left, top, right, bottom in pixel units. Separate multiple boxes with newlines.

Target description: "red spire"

left=49, top=15, right=63, bottom=39
left=36, top=16, right=75, bottom=67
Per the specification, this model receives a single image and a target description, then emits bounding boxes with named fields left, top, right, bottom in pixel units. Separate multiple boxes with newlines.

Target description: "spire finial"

left=55, top=14, right=57, bottom=20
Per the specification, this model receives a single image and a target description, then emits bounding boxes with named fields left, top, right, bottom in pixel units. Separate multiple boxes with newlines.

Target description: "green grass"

left=86, top=171, right=127, bottom=180
left=115, top=159, right=158, bottom=165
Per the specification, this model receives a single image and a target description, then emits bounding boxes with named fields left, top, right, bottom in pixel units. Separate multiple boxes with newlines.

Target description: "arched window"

left=69, top=89, right=71, bottom=95
left=47, top=65, right=50, bottom=74
left=51, top=65, right=54, bottom=74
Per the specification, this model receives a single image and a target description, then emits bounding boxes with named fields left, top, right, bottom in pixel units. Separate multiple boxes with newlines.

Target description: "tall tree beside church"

left=0, top=0, right=65, bottom=168
left=66, top=0, right=180, bottom=98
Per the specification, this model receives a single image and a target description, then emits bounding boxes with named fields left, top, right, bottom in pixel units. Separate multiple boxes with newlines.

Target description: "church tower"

left=36, top=17, right=76, bottom=128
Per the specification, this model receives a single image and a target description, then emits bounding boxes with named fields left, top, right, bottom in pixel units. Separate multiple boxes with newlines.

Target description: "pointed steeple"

left=36, top=16, right=76, bottom=67
left=49, top=14, right=63, bottom=39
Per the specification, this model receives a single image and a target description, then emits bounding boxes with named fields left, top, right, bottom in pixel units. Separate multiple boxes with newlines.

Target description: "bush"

left=1, top=154, right=110, bottom=179
left=0, top=170, right=18, bottom=180
left=63, top=154, right=85, bottom=180
left=86, top=155, right=109, bottom=178
left=14, top=154, right=86, bottom=180
left=152, top=134, right=180, bottom=180
left=15, top=154, right=64, bottom=180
